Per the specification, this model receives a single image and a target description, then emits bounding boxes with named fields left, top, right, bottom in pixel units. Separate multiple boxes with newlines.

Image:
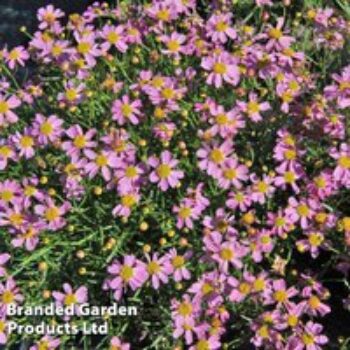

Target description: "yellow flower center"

left=9, top=49, right=20, bottom=60
left=302, top=333, right=315, bottom=345
left=260, top=235, right=271, bottom=245
left=213, top=62, right=227, bottom=74
left=156, top=9, right=170, bottom=21
left=147, top=261, right=161, bottom=274
left=297, top=204, right=309, bottom=217
left=287, top=314, right=298, bottom=327
left=38, top=340, right=50, bottom=350
left=95, top=154, right=108, bottom=167
left=125, top=166, right=137, bottom=178
left=201, top=283, right=214, bottom=295
left=1, top=290, right=14, bottom=304
left=258, top=325, right=269, bottom=338
left=161, top=88, right=175, bottom=99
left=284, top=149, right=296, bottom=160
left=223, top=168, right=237, bottom=180
left=52, top=45, right=63, bottom=57
left=121, top=103, right=133, bottom=117
left=239, top=282, right=251, bottom=295
left=308, top=295, right=321, bottom=309
left=73, top=135, right=86, bottom=148
left=216, top=113, right=228, bottom=125
left=273, top=290, right=287, bottom=302
left=338, top=156, right=350, bottom=169
left=254, top=278, right=265, bottom=292
left=210, top=148, right=225, bottom=164
left=172, top=255, right=185, bottom=268
left=339, top=81, right=350, bottom=91
left=284, top=171, right=295, bottom=183
left=0, top=145, right=11, bottom=157
left=215, top=21, right=228, bottom=32
left=9, top=213, right=23, bottom=225
left=0, top=190, right=13, bottom=202
left=64, top=293, right=77, bottom=306
left=0, top=101, right=9, bottom=114
left=275, top=217, right=285, bottom=227
left=179, top=207, right=191, bottom=219
left=156, top=164, right=171, bottom=178
left=257, top=181, right=268, bottom=193
left=45, top=206, right=60, bottom=221
left=77, top=41, right=91, bottom=54
left=121, top=194, right=137, bottom=208
left=0, top=321, right=5, bottom=333
left=120, top=265, right=134, bottom=281
left=167, top=40, right=180, bottom=52
left=66, top=88, right=78, bottom=101
left=107, top=32, right=120, bottom=44
left=220, top=247, right=234, bottom=261
left=196, top=340, right=209, bottom=350
left=314, top=176, right=326, bottom=188
left=308, top=233, right=323, bottom=247
left=269, top=28, right=283, bottom=39
left=178, top=302, right=192, bottom=317
left=20, top=136, right=34, bottom=148
left=40, top=122, right=53, bottom=136
left=247, top=101, right=260, bottom=114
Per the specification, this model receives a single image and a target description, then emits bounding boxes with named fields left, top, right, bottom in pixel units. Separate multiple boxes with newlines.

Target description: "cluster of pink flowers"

left=0, top=0, right=349, bottom=348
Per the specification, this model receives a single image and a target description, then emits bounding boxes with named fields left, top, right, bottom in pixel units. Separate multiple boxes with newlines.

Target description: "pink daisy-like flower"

left=37, top=5, right=64, bottom=29
left=62, top=125, right=97, bottom=158
left=109, top=336, right=130, bottom=350
left=161, top=32, right=187, bottom=58
left=215, top=157, right=248, bottom=189
left=0, top=93, right=21, bottom=125
left=29, top=336, right=60, bottom=350
left=84, top=149, right=119, bottom=181
left=237, top=92, right=271, bottom=122
left=197, top=140, right=234, bottom=177
left=112, top=95, right=142, bottom=125
left=11, top=129, right=36, bottom=159
left=206, top=13, right=237, bottom=44
left=112, top=191, right=140, bottom=218
left=201, top=52, right=240, bottom=88
left=148, top=151, right=184, bottom=191
left=0, top=278, right=23, bottom=313
left=145, top=253, right=172, bottom=289
left=330, top=143, right=350, bottom=186
left=173, top=199, right=201, bottom=230
left=32, top=113, right=64, bottom=145
left=52, top=283, right=88, bottom=317
left=34, top=197, right=71, bottom=231
left=4, top=46, right=29, bottom=69
left=167, top=249, right=192, bottom=282
left=106, top=255, right=148, bottom=301
left=264, top=279, right=298, bottom=306
left=0, top=142, right=16, bottom=170
left=0, top=254, right=10, bottom=277
left=285, top=197, right=318, bottom=229
left=100, top=25, right=128, bottom=53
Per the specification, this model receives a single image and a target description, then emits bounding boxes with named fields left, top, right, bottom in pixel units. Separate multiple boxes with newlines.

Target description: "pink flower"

left=264, top=279, right=298, bottom=306
left=112, top=95, right=142, bottom=125
left=285, top=197, right=318, bottom=229
left=32, top=114, right=63, bottom=145
left=84, top=149, right=119, bottom=181
left=34, top=197, right=71, bottom=231
left=215, top=158, right=248, bottom=189
left=296, top=231, right=325, bottom=258
left=330, top=143, right=350, bottom=186
left=0, top=278, right=23, bottom=312
left=0, top=94, right=21, bottom=125
left=112, top=191, right=140, bottom=218
left=100, top=25, right=128, bottom=53
left=237, top=92, right=271, bottom=122
left=161, top=32, right=187, bottom=57
left=106, top=255, right=147, bottom=301
left=145, top=253, right=172, bottom=289
left=109, top=336, right=130, bottom=350
left=197, top=140, right=234, bottom=177
left=37, top=5, right=64, bottom=29
left=0, top=142, right=16, bottom=170
left=11, top=129, right=36, bottom=159
left=5, top=46, right=29, bottom=69
left=201, top=52, right=240, bottom=88
left=52, top=283, right=88, bottom=317
left=0, top=254, right=10, bottom=277
left=62, top=125, right=97, bottom=158
left=173, top=199, right=200, bottom=229
left=148, top=151, right=184, bottom=191
left=30, top=336, right=60, bottom=350
left=206, top=13, right=237, bottom=44
left=204, top=232, right=248, bottom=272
left=167, top=249, right=191, bottom=282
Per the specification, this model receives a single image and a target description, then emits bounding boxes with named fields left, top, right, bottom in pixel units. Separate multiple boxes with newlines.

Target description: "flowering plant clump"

left=0, top=0, right=350, bottom=349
